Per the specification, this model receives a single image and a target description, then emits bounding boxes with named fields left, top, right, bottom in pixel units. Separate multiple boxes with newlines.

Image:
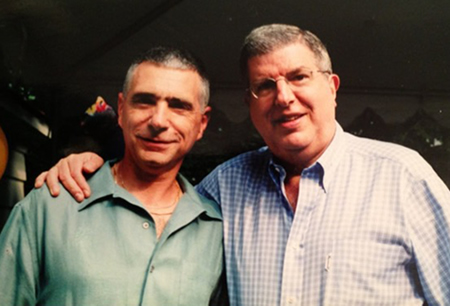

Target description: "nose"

left=148, top=103, right=169, bottom=133
left=274, top=78, right=295, bottom=107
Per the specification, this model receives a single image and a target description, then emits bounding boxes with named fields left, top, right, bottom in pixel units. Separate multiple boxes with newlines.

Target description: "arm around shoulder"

left=34, top=152, right=104, bottom=202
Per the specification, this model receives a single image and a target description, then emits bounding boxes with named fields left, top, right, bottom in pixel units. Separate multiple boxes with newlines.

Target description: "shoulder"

left=343, top=132, right=435, bottom=178
left=2, top=184, right=82, bottom=236
left=210, top=147, right=270, bottom=176
left=198, top=147, right=270, bottom=188
left=179, top=175, right=222, bottom=219
left=20, top=184, right=83, bottom=215
left=196, top=147, right=270, bottom=202
left=197, top=192, right=222, bottom=218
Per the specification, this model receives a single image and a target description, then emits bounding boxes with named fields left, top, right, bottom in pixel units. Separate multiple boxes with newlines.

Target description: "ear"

left=329, top=74, right=340, bottom=96
left=117, top=92, right=125, bottom=128
left=196, top=106, right=212, bottom=141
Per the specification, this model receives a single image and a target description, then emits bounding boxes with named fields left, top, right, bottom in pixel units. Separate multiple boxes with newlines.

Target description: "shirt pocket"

left=323, top=239, right=416, bottom=305
left=178, top=260, right=221, bottom=306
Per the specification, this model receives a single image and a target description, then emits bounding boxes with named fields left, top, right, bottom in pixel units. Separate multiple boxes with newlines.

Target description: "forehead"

left=130, top=62, right=202, bottom=105
left=247, top=42, right=318, bottom=80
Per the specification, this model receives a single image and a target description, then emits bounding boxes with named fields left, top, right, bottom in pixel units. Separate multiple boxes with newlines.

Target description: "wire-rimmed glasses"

left=248, top=69, right=331, bottom=100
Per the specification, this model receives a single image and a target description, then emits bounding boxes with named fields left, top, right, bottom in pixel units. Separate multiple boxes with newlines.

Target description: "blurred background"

left=1, top=0, right=449, bottom=229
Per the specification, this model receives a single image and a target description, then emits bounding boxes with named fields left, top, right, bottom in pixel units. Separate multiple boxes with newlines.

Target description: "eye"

left=254, top=79, right=276, bottom=94
left=169, top=99, right=193, bottom=111
left=289, top=73, right=310, bottom=84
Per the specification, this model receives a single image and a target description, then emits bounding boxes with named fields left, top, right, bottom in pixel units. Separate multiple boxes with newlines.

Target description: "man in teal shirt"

left=0, top=46, right=225, bottom=305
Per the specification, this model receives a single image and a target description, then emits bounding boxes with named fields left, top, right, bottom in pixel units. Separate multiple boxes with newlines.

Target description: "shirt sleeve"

left=0, top=195, right=38, bottom=305
left=405, top=172, right=450, bottom=305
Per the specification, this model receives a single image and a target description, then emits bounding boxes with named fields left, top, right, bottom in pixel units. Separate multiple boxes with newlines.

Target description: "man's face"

left=118, top=62, right=210, bottom=174
left=247, top=42, right=340, bottom=166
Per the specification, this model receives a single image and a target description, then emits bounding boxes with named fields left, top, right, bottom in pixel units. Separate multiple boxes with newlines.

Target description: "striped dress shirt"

left=196, top=123, right=450, bottom=306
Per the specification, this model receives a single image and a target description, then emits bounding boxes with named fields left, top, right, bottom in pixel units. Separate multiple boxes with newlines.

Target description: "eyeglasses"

left=248, top=69, right=331, bottom=100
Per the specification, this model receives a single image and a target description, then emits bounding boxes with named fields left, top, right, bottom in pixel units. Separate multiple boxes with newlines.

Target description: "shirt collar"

left=78, top=160, right=222, bottom=221
left=315, top=122, right=346, bottom=192
left=78, top=160, right=117, bottom=211
left=267, top=121, right=346, bottom=193
left=176, top=174, right=222, bottom=221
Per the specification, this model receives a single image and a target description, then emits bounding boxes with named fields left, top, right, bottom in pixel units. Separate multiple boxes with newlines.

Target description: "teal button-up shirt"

left=0, top=161, right=224, bottom=305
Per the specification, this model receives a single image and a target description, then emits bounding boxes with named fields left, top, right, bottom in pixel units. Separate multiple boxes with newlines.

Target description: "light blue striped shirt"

left=197, top=123, right=450, bottom=306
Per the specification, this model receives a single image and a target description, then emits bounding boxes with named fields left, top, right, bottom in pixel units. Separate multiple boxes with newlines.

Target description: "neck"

left=271, top=128, right=336, bottom=212
left=113, top=160, right=182, bottom=210
left=273, top=127, right=336, bottom=176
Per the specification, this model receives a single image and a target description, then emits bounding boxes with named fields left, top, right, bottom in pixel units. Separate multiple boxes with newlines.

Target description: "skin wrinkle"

left=247, top=43, right=339, bottom=173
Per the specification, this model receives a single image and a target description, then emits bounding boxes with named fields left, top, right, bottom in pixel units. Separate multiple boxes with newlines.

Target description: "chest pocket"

left=323, top=239, right=420, bottom=305
left=178, top=260, right=221, bottom=305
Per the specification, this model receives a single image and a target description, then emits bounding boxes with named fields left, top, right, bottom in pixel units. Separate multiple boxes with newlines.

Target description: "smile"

left=137, top=136, right=176, bottom=150
left=273, top=114, right=305, bottom=126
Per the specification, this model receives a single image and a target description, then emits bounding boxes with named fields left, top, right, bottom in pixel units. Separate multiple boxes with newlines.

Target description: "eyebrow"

left=167, top=97, right=194, bottom=111
left=286, top=67, right=309, bottom=76
left=253, top=66, right=312, bottom=82
left=131, top=92, right=194, bottom=110
left=131, top=92, right=157, bottom=104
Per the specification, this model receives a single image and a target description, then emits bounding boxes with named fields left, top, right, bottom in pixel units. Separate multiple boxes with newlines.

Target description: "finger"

left=45, top=166, right=61, bottom=197
left=83, top=154, right=105, bottom=174
left=67, top=154, right=94, bottom=199
left=34, top=171, right=49, bottom=189
left=58, top=159, right=86, bottom=202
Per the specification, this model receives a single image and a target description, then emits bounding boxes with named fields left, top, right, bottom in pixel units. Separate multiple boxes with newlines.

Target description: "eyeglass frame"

left=248, top=69, right=331, bottom=100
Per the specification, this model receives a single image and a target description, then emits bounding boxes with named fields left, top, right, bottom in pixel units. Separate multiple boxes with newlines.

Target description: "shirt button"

left=142, top=222, right=150, bottom=229
left=290, top=243, right=300, bottom=250
left=287, top=297, right=296, bottom=304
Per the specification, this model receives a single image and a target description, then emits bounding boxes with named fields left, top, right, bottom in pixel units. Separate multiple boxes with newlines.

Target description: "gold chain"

left=112, top=162, right=182, bottom=215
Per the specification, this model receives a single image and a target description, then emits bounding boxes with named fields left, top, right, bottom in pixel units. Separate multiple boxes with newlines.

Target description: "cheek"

left=173, top=117, right=199, bottom=137
left=303, top=90, right=336, bottom=117
left=127, top=111, right=150, bottom=127
left=249, top=107, right=262, bottom=129
left=249, top=112, right=269, bottom=138
left=249, top=102, right=269, bottom=122
left=319, top=97, right=337, bottom=117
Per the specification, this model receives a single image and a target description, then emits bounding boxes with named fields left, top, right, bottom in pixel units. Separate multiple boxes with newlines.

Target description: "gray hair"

left=123, top=46, right=210, bottom=110
left=239, top=24, right=332, bottom=84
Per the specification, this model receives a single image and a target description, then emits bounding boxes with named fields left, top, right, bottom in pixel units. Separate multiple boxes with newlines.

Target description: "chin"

left=136, top=154, right=169, bottom=168
left=281, top=133, right=312, bottom=148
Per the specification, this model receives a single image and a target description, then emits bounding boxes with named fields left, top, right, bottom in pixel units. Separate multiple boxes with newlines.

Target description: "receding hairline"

left=239, top=24, right=333, bottom=83
left=123, top=58, right=210, bottom=110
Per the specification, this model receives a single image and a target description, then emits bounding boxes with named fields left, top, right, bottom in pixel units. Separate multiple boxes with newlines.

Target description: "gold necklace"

left=112, top=162, right=182, bottom=214
left=147, top=187, right=181, bottom=216
left=112, top=162, right=182, bottom=239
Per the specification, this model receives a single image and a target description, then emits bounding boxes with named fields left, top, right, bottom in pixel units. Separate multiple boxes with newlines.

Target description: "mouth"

left=273, top=113, right=305, bottom=127
left=136, top=135, right=175, bottom=149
